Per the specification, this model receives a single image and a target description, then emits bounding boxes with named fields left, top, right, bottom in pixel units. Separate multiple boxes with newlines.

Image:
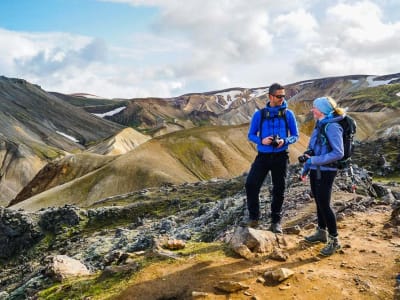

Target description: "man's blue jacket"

left=248, top=100, right=299, bottom=153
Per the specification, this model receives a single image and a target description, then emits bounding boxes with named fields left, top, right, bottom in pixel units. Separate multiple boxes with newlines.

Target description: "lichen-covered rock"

left=38, top=205, right=84, bottom=233
left=0, top=207, right=42, bottom=259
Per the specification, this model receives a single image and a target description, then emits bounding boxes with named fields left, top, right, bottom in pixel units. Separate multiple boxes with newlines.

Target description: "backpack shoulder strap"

left=318, top=122, right=332, bottom=149
left=281, top=108, right=289, bottom=137
left=258, top=108, right=266, bottom=138
left=258, top=107, right=289, bottom=138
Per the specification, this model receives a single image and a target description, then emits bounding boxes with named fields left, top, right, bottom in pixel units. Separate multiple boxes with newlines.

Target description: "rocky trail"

left=0, top=166, right=399, bottom=300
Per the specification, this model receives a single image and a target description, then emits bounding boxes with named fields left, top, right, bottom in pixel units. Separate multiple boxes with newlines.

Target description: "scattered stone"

left=243, top=291, right=252, bottom=296
left=214, top=281, right=249, bottom=293
left=191, top=291, right=208, bottom=298
left=264, top=268, right=294, bottom=282
left=256, top=277, right=265, bottom=284
left=269, top=248, right=289, bottom=261
left=162, top=239, right=186, bottom=250
left=353, top=275, right=371, bottom=291
left=284, top=225, right=301, bottom=235
left=279, top=284, right=291, bottom=290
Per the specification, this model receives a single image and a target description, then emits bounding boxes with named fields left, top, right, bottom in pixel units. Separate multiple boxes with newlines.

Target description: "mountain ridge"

left=2, top=73, right=400, bottom=209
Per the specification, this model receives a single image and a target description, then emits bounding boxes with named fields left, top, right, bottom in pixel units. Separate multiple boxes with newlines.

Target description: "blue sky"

left=0, top=0, right=157, bottom=44
left=0, top=0, right=400, bottom=98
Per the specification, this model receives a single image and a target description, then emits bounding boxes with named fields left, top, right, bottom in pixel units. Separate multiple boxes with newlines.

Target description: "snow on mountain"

left=56, top=131, right=79, bottom=143
left=215, top=90, right=242, bottom=109
left=93, top=106, right=126, bottom=118
left=367, top=75, right=400, bottom=87
left=249, top=87, right=268, bottom=98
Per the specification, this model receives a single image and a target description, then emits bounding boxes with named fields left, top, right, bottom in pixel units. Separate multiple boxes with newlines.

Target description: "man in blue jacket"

left=244, top=83, right=299, bottom=233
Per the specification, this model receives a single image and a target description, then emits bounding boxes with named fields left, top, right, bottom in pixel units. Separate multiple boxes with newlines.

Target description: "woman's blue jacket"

left=308, top=115, right=345, bottom=171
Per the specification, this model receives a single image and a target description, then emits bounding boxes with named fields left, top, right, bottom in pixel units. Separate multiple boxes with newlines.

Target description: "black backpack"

left=322, top=114, right=357, bottom=169
left=258, top=107, right=289, bottom=138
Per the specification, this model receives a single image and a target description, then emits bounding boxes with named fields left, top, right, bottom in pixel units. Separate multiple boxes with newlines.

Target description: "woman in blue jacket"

left=302, top=96, right=344, bottom=256
left=245, top=83, right=299, bottom=233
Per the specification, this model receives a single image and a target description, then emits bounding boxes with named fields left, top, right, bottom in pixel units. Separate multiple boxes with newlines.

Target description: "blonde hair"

left=326, top=96, right=345, bottom=116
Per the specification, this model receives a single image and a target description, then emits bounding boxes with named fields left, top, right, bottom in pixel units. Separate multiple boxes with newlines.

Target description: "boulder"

left=228, top=226, right=286, bottom=259
left=43, top=255, right=90, bottom=282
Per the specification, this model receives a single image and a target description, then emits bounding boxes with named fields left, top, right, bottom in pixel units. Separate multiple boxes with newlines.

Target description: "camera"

left=298, top=149, right=314, bottom=163
left=271, top=135, right=281, bottom=147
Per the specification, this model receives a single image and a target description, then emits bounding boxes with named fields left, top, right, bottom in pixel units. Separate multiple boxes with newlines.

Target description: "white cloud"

left=273, top=9, right=318, bottom=42
left=1, top=1, right=400, bottom=98
left=293, top=0, right=400, bottom=78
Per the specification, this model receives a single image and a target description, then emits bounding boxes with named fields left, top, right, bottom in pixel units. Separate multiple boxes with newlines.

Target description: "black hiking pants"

left=245, top=151, right=288, bottom=223
left=309, top=169, right=338, bottom=236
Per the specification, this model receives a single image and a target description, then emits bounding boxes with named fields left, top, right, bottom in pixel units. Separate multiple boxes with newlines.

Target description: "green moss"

left=29, top=142, right=64, bottom=160
left=348, top=83, right=400, bottom=108
left=37, top=273, right=127, bottom=300
left=37, top=256, right=158, bottom=300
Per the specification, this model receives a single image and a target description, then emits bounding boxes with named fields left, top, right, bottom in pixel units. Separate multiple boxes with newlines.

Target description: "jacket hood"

left=265, top=100, right=288, bottom=117
left=317, top=114, right=345, bottom=128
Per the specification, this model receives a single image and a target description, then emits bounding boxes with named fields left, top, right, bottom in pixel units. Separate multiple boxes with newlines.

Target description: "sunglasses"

left=273, top=94, right=285, bottom=99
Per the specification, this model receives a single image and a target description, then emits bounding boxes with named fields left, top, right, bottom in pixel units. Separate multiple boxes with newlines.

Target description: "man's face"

left=268, top=89, right=285, bottom=107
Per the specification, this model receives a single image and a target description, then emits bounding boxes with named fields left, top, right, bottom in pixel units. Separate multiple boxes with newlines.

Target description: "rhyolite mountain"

left=2, top=73, right=400, bottom=210
left=0, top=76, right=148, bottom=206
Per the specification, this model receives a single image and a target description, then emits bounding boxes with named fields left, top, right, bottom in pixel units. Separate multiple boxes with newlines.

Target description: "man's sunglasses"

left=272, top=94, right=285, bottom=99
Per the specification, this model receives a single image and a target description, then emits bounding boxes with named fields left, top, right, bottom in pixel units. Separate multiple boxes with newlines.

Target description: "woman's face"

left=311, top=107, right=325, bottom=120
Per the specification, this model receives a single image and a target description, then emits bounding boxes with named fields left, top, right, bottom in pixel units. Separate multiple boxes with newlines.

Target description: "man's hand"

left=261, top=136, right=274, bottom=145
left=276, top=138, right=284, bottom=148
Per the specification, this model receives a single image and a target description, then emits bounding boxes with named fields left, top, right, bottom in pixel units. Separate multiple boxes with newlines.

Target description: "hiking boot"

left=320, top=235, right=341, bottom=256
left=270, top=223, right=283, bottom=234
left=240, top=219, right=259, bottom=228
left=304, top=227, right=328, bottom=244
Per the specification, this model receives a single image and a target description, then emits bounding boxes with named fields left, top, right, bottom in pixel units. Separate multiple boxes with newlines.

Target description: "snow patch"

left=93, top=106, right=126, bottom=118
left=249, top=88, right=268, bottom=98
left=366, top=75, right=400, bottom=87
left=215, top=90, right=242, bottom=109
left=56, top=131, right=79, bottom=143
left=396, top=92, right=400, bottom=97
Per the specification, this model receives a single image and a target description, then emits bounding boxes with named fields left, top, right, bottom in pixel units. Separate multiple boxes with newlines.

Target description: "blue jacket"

left=308, top=115, right=344, bottom=171
left=248, top=100, right=299, bottom=153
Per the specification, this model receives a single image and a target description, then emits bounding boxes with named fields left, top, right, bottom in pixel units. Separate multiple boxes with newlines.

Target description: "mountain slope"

left=0, top=76, right=124, bottom=149
left=0, top=76, right=128, bottom=205
left=4, top=73, right=400, bottom=209
left=87, top=127, right=151, bottom=155
left=10, top=124, right=309, bottom=211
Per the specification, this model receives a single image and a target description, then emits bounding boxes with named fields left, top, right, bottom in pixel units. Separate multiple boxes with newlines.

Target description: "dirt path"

left=115, top=205, right=399, bottom=300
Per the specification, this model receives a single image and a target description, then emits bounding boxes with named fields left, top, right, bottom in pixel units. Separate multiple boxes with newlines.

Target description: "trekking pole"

left=348, top=163, right=357, bottom=193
